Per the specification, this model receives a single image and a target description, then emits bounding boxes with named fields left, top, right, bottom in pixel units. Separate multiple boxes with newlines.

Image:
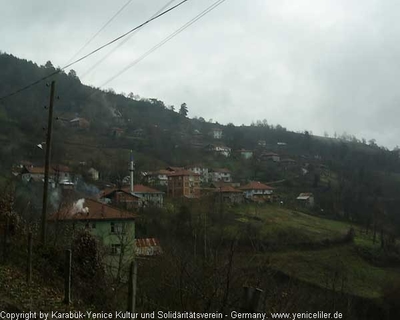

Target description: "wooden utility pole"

left=127, top=261, right=137, bottom=313
left=64, top=249, right=72, bottom=304
left=2, top=217, right=10, bottom=263
left=41, top=80, right=56, bottom=245
left=26, top=232, right=33, bottom=283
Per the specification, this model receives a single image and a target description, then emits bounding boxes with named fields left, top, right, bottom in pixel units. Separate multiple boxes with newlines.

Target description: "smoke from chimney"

left=72, top=198, right=89, bottom=215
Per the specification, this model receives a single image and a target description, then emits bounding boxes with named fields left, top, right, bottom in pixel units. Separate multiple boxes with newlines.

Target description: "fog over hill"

left=1, top=0, right=400, bottom=148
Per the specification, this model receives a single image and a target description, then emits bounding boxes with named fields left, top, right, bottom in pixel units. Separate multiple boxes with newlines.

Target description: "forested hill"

left=1, top=51, right=400, bottom=204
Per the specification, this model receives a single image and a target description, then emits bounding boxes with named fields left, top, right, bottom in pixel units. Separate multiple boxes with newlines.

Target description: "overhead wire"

left=54, top=0, right=179, bottom=121
left=80, top=0, right=177, bottom=79
left=65, top=0, right=135, bottom=65
left=99, top=0, right=227, bottom=89
left=0, top=0, right=190, bottom=102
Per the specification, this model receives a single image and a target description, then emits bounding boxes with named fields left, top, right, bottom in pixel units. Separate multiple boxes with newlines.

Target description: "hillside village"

left=2, top=52, right=400, bottom=318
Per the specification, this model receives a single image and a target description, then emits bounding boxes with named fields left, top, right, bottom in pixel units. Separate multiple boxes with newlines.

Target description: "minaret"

left=130, top=150, right=135, bottom=193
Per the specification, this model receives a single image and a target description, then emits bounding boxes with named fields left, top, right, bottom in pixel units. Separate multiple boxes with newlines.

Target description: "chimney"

left=130, top=150, right=135, bottom=193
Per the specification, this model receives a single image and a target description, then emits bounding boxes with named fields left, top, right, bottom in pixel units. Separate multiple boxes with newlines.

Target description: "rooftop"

left=240, top=181, right=274, bottom=191
left=167, top=169, right=200, bottom=177
left=48, top=198, right=137, bottom=221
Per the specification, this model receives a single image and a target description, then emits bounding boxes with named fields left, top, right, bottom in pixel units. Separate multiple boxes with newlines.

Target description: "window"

left=111, top=244, right=121, bottom=255
left=111, top=222, right=123, bottom=234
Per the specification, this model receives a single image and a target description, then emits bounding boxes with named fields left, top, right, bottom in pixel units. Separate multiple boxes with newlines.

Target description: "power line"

left=0, top=0, right=189, bottom=101
left=100, top=0, right=227, bottom=89
left=80, top=0, right=177, bottom=80
left=65, top=0, right=135, bottom=65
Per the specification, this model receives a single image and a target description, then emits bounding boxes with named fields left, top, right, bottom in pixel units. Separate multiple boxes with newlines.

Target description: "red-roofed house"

left=240, top=181, right=274, bottom=201
left=21, top=166, right=56, bottom=183
left=213, top=185, right=244, bottom=204
left=52, top=164, right=72, bottom=183
left=48, top=198, right=137, bottom=277
left=101, top=184, right=164, bottom=208
left=167, top=170, right=200, bottom=198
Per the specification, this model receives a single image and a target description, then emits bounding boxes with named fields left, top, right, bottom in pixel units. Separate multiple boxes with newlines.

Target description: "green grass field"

left=232, top=205, right=400, bottom=299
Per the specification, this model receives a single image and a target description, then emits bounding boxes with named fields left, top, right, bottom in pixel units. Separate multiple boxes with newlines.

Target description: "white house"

left=239, top=149, right=253, bottom=159
left=143, top=170, right=170, bottom=186
left=209, top=168, right=232, bottom=182
left=240, top=181, right=274, bottom=199
left=296, top=193, right=315, bottom=208
left=206, top=144, right=231, bottom=157
left=186, top=165, right=209, bottom=183
left=52, top=165, right=72, bottom=183
left=211, top=128, right=223, bottom=139
left=21, top=166, right=52, bottom=183
left=88, top=167, right=99, bottom=181
left=260, top=152, right=280, bottom=162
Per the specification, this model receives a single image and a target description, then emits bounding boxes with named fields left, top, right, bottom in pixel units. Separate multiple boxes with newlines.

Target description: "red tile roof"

left=52, top=165, right=71, bottom=172
left=240, top=181, right=274, bottom=190
left=216, top=185, right=242, bottom=193
left=48, top=198, right=137, bottom=221
left=167, top=170, right=200, bottom=177
left=25, top=167, right=54, bottom=174
left=120, top=184, right=163, bottom=194
left=150, top=169, right=170, bottom=175
left=101, top=184, right=163, bottom=197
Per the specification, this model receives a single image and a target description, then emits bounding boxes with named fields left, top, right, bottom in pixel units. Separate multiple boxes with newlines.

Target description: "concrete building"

left=167, top=170, right=200, bottom=198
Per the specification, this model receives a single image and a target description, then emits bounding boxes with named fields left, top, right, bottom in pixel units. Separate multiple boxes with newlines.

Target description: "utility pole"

left=41, top=80, right=56, bottom=245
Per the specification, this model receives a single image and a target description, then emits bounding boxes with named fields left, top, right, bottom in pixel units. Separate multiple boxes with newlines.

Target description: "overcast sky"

left=1, top=0, right=399, bottom=149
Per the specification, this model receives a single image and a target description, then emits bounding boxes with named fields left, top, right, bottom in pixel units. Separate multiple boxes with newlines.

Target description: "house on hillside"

left=48, top=198, right=137, bottom=277
left=210, top=128, right=223, bottom=139
left=258, top=140, right=267, bottom=147
left=101, top=184, right=164, bottom=208
left=52, top=164, right=72, bottom=183
left=166, top=166, right=185, bottom=172
left=130, top=184, right=164, bottom=207
left=213, top=185, right=243, bottom=204
left=259, top=152, right=280, bottom=162
left=21, top=166, right=55, bottom=184
left=88, top=167, right=100, bottom=181
left=186, top=165, right=209, bottom=183
left=209, top=168, right=232, bottom=182
left=238, top=149, right=253, bottom=159
left=111, top=127, right=124, bottom=138
left=132, top=128, right=144, bottom=137
left=143, top=170, right=170, bottom=186
left=280, top=158, right=296, bottom=170
left=205, top=144, right=231, bottom=157
left=296, top=193, right=315, bottom=208
left=101, top=188, right=143, bottom=210
left=240, top=181, right=274, bottom=202
left=70, top=117, right=90, bottom=129
left=167, top=170, right=200, bottom=198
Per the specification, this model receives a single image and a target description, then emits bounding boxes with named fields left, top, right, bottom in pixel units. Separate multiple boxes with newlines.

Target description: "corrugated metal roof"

left=135, top=238, right=162, bottom=257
